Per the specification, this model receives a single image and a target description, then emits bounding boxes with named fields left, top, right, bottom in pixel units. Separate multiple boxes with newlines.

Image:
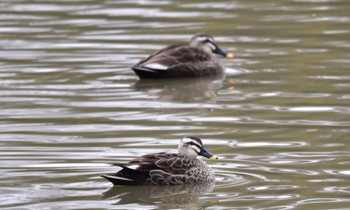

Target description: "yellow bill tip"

left=226, top=53, right=234, bottom=58
left=209, top=155, right=218, bottom=160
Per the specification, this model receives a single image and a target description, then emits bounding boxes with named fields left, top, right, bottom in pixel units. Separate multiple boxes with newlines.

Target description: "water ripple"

left=1, top=0, right=349, bottom=209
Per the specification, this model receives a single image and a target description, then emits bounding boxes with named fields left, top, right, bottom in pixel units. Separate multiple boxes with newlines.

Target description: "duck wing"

left=117, top=152, right=179, bottom=171
left=101, top=152, right=181, bottom=185
left=131, top=44, right=213, bottom=78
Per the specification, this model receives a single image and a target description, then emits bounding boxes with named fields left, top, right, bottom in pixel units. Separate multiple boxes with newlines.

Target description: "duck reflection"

left=102, top=181, right=216, bottom=207
left=134, top=77, right=234, bottom=103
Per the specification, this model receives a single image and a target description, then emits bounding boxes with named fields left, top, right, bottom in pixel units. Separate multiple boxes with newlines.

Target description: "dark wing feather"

left=134, top=45, right=211, bottom=69
left=122, top=152, right=180, bottom=171
left=133, top=44, right=184, bottom=65
left=102, top=152, right=182, bottom=185
left=131, top=44, right=217, bottom=78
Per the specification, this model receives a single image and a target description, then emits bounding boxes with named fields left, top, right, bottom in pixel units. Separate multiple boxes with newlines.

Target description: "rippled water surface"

left=1, top=0, right=350, bottom=209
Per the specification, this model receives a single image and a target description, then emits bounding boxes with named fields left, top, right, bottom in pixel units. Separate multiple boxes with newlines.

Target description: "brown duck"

left=131, top=33, right=233, bottom=79
left=101, top=136, right=218, bottom=185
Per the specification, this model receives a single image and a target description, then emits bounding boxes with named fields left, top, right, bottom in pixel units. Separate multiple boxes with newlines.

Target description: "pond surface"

left=1, top=0, right=350, bottom=209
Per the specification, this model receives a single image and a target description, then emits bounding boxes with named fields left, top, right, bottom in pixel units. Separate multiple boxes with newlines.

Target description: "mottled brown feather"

left=131, top=35, right=227, bottom=79
left=102, top=136, right=216, bottom=186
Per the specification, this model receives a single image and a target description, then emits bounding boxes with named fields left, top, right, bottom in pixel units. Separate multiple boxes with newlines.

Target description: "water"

left=1, top=0, right=350, bottom=209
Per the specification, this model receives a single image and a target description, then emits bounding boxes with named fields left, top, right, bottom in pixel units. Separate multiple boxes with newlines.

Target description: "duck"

left=101, top=136, right=218, bottom=185
left=131, top=33, right=234, bottom=79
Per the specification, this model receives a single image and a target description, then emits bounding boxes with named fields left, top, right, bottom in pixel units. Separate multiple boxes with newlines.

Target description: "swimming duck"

left=101, top=136, right=218, bottom=185
left=131, top=33, right=233, bottom=79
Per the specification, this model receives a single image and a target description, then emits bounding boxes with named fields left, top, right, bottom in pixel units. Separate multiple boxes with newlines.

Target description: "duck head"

left=189, top=33, right=234, bottom=58
left=178, top=136, right=218, bottom=160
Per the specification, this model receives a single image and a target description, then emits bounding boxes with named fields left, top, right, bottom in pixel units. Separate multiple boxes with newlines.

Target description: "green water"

left=0, top=0, right=349, bottom=209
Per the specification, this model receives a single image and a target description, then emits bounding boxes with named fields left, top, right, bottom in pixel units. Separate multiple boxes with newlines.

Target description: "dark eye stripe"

left=193, top=139, right=203, bottom=147
left=187, top=141, right=202, bottom=149
left=183, top=136, right=204, bottom=147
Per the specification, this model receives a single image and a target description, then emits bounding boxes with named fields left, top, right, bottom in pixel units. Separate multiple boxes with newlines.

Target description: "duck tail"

left=101, top=166, right=150, bottom=185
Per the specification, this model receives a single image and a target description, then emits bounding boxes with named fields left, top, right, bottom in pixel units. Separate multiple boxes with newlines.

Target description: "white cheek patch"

left=144, top=63, right=168, bottom=70
left=207, top=43, right=216, bottom=51
left=190, top=145, right=201, bottom=153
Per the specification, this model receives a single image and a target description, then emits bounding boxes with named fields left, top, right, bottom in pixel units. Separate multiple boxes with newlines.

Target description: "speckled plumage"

left=131, top=33, right=232, bottom=79
left=102, top=136, right=217, bottom=186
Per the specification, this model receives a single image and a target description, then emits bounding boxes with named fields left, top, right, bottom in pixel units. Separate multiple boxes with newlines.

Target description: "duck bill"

left=213, top=45, right=234, bottom=58
left=199, top=148, right=218, bottom=160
